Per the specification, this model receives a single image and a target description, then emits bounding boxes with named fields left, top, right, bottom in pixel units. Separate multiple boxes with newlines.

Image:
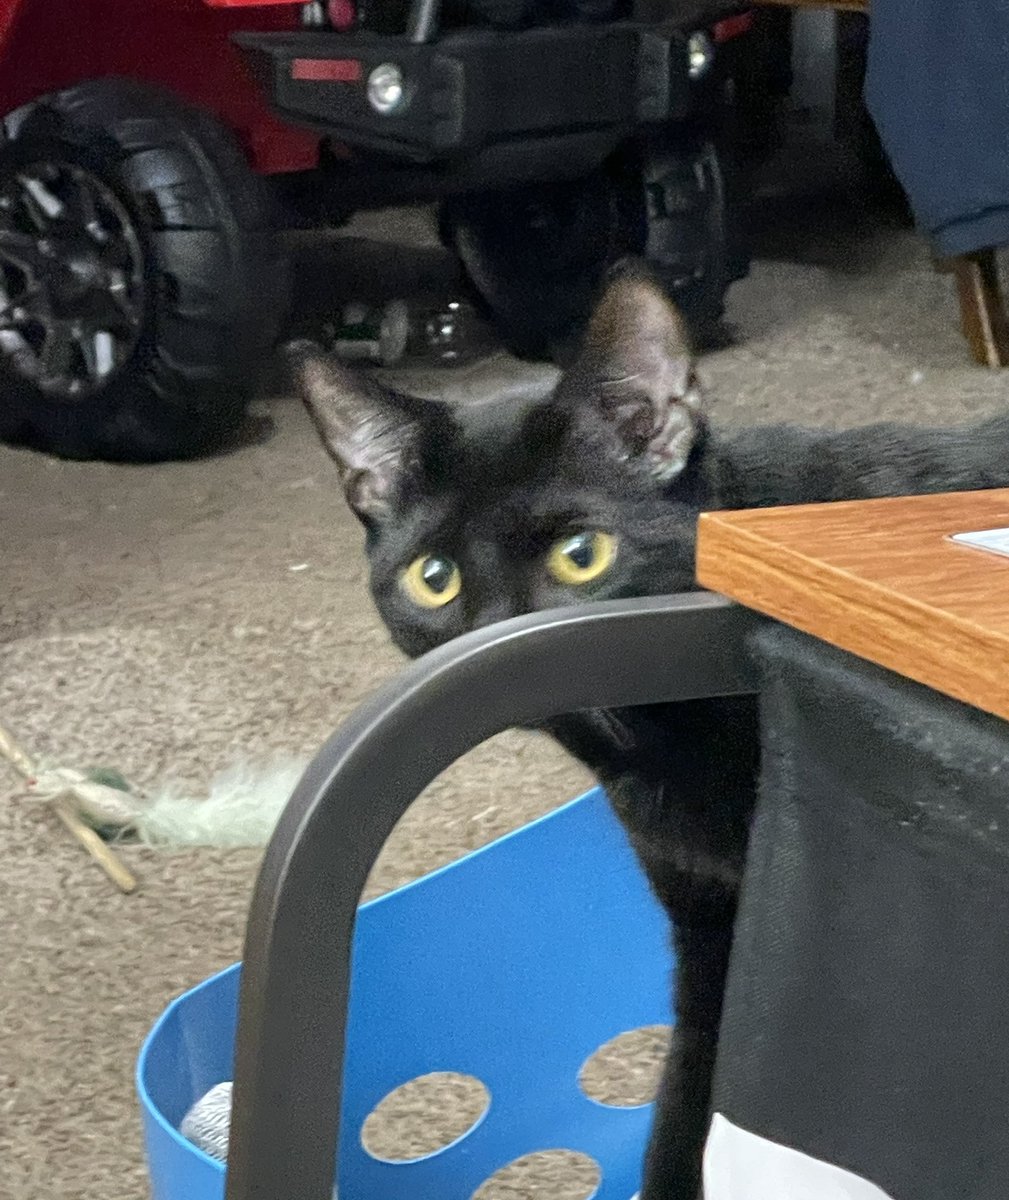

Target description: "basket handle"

left=225, top=590, right=759, bottom=1200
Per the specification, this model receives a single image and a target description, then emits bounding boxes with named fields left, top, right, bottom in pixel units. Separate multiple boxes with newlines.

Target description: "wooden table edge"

left=696, top=509, right=1009, bottom=723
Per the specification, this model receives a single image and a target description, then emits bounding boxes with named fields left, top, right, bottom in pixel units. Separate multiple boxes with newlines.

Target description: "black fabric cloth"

left=865, top=1, right=1009, bottom=256
left=713, top=624, right=1009, bottom=1199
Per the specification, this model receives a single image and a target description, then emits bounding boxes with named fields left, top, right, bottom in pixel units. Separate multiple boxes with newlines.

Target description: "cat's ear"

left=286, top=341, right=420, bottom=523
left=563, top=267, right=704, bottom=483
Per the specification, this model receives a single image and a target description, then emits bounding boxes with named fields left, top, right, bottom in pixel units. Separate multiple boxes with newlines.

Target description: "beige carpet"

left=1, top=196, right=1006, bottom=1200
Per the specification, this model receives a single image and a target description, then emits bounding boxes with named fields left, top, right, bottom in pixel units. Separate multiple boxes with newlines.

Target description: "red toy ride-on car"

left=0, top=0, right=759, bottom=460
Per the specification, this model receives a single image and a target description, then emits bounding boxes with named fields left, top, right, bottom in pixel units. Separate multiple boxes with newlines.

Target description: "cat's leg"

left=640, top=914, right=736, bottom=1200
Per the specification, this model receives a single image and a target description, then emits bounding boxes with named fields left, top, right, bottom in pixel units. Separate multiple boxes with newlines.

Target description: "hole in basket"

left=473, top=1150, right=601, bottom=1200
left=578, top=1025, right=673, bottom=1107
left=361, top=1072, right=490, bottom=1163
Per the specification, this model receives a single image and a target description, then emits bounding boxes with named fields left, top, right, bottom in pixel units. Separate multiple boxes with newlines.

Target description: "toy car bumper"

left=234, top=24, right=693, bottom=163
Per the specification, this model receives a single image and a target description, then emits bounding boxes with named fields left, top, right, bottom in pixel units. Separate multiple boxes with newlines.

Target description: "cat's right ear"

left=560, top=265, right=705, bottom=484
left=285, top=341, right=420, bottom=524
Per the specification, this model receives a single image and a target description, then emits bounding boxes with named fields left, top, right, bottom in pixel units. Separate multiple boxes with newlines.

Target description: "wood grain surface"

left=696, top=489, right=1009, bottom=721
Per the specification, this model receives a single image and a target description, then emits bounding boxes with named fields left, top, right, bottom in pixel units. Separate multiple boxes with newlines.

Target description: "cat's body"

left=291, top=266, right=1009, bottom=1200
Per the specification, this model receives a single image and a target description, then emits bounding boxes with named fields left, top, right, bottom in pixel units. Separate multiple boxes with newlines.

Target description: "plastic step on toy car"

left=0, top=0, right=763, bottom=461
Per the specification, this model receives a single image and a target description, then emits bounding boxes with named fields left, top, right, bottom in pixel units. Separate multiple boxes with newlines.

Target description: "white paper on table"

left=950, top=526, right=1009, bottom=560
left=703, top=1113, right=897, bottom=1200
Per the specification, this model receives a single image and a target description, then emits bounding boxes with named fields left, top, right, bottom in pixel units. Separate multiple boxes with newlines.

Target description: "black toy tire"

left=0, top=79, right=287, bottom=462
left=441, top=136, right=745, bottom=360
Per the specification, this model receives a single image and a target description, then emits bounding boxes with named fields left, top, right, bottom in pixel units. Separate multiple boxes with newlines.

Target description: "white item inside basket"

left=181, top=1081, right=233, bottom=1163
left=181, top=1082, right=339, bottom=1197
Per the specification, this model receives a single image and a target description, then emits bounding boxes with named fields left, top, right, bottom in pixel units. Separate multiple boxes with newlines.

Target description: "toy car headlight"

left=367, top=64, right=406, bottom=113
left=687, top=31, right=714, bottom=79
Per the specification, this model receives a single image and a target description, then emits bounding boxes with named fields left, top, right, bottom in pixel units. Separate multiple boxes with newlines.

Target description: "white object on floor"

left=181, top=1082, right=233, bottom=1162
left=129, top=756, right=309, bottom=848
left=12, top=733, right=309, bottom=849
left=703, top=1113, right=896, bottom=1200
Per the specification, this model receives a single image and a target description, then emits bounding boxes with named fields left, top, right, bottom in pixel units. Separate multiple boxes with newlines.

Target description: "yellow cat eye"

left=401, top=554, right=462, bottom=608
left=547, top=531, right=618, bottom=586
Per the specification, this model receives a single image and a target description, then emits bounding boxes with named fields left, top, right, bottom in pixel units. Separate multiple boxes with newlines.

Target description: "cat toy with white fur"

left=0, top=719, right=305, bottom=893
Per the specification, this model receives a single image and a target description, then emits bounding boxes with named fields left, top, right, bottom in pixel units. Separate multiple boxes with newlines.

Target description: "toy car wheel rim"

left=0, top=160, right=145, bottom=401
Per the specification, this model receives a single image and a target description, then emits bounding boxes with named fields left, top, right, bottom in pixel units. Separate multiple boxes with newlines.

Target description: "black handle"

left=225, top=591, right=759, bottom=1200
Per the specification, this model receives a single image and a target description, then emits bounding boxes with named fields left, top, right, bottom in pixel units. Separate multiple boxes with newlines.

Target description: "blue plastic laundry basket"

left=137, top=787, right=674, bottom=1200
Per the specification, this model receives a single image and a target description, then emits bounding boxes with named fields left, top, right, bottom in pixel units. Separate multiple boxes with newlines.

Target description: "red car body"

left=0, top=0, right=321, bottom=173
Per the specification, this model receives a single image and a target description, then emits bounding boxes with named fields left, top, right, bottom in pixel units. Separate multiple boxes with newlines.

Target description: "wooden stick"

left=0, top=722, right=37, bottom=779
left=51, top=797, right=138, bottom=895
left=0, top=719, right=139, bottom=894
left=950, top=250, right=1009, bottom=369
left=0, top=720, right=139, bottom=892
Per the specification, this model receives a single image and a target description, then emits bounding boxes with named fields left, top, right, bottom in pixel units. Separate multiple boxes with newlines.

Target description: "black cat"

left=289, top=265, right=1009, bottom=1200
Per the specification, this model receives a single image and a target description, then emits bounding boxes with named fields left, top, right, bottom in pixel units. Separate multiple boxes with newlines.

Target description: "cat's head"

left=290, top=266, right=706, bottom=658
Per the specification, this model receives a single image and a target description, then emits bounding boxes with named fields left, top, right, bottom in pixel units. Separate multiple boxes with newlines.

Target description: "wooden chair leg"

left=947, top=249, right=1009, bottom=368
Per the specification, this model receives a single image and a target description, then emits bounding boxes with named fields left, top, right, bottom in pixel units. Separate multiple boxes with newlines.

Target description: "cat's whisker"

left=601, top=372, right=646, bottom=387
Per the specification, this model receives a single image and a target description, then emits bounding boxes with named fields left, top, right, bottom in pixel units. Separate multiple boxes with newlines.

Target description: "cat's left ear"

left=286, top=341, right=422, bottom=523
left=561, top=267, right=704, bottom=483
